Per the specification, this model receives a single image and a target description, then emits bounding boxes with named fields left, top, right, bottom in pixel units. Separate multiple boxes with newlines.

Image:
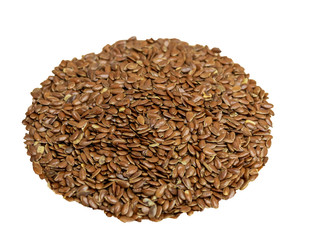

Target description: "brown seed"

left=119, top=216, right=135, bottom=223
left=71, top=110, right=81, bottom=121
left=184, top=190, right=192, bottom=203
left=248, top=144, right=256, bottom=157
left=126, top=165, right=138, bottom=175
left=121, top=201, right=130, bottom=215
left=186, top=112, right=195, bottom=122
left=185, top=166, right=196, bottom=178
left=180, top=206, right=191, bottom=213
left=204, top=117, right=213, bottom=127
left=137, top=115, right=145, bottom=125
left=211, top=196, right=219, bottom=208
left=32, top=162, right=42, bottom=175
left=79, top=168, right=86, bottom=180
left=76, top=120, right=88, bottom=129
left=116, top=180, right=130, bottom=188
left=203, top=147, right=215, bottom=155
left=127, top=63, right=138, bottom=70
left=148, top=205, right=157, bottom=219
left=66, top=156, right=75, bottom=166
left=155, top=184, right=167, bottom=198
left=55, top=135, right=68, bottom=141
left=105, top=195, right=118, bottom=204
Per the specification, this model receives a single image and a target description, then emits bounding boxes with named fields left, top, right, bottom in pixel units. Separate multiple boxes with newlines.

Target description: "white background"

left=1, top=0, right=319, bottom=239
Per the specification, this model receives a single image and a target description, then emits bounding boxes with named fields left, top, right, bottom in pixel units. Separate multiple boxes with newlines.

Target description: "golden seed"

left=149, top=143, right=159, bottom=147
left=100, top=88, right=108, bottom=93
left=245, top=120, right=256, bottom=125
left=64, top=94, right=71, bottom=101
left=37, top=145, right=44, bottom=154
left=242, top=78, right=248, bottom=84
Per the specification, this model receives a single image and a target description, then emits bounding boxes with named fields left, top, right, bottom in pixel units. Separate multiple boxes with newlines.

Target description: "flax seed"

left=23, top=37, right=273, bottom=222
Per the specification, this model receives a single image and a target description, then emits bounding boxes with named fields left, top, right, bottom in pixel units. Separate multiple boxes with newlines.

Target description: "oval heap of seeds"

left=22, top=37, right=274, bottom=222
